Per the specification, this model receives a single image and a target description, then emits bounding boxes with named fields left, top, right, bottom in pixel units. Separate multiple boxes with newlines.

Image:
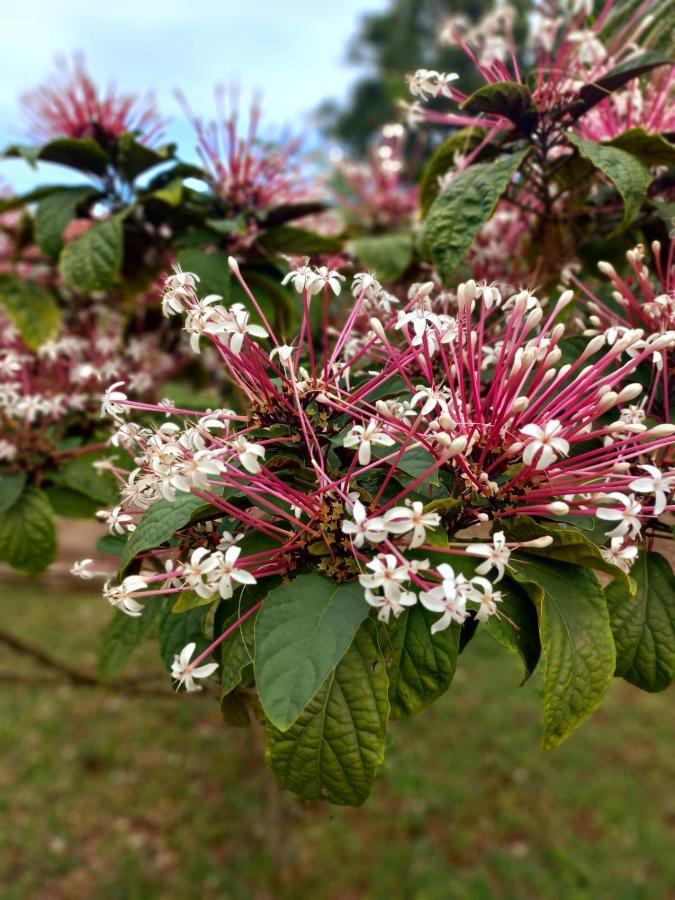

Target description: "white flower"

left=71, top=558, right=95, bottom=579
left=170, top=450, right=224, bottom=494
left=600, top=537, right=638, bottom=573
left=352, top=272, right=382, bottom=299
left=269, top=345, right=296, bottom=369
left=182, top=547, right=222, bottom=599
left=520, top=420, right=569, bottom=469
left=465, top=531, right=510, bottom=581
left=596, top=493, right=643, bottom=539
left=171, top=642, right=218, bottom=693
left=281, top=261, right=319, bottom=294
left=359, top=553, right=417, bottom=623
left=383, top=502, right=442, bottom=549
left=342, top=500, right=387, bottom=548
left=419, top=563, right=472, bottom=633
left=343, top=419, right=395, bottom=466
left=629, top=465, right=674, bottom=517
left=215, top=545, right=257, bottom=600
left=231, top=436, right=266, bottom=474
left=468, top=576, right=503, bottom=622
left=364, top=586, right=417, bottom=623
left=312, top=266, right=345, bottom=296
left=101, top=381, right=127, bottom=418
left=407, top=68, right=459, bottom=101
left=410, top=385, right=450, bottom=416
left=103, top=575, right=148, bottom=617
left=97, top=505, right=136, bottom=535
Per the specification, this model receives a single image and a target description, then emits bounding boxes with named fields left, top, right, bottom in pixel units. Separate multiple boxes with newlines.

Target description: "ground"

left=1, top=578, right=675, bottom=900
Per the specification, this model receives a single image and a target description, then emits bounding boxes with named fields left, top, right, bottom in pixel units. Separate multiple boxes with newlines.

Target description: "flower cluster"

left=91, top=261, right=675, bottom=681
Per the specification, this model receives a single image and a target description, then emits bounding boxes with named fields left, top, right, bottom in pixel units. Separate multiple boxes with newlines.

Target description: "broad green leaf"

left=220, top=692, right=252, bottom=728
left=38, top=137, right=109, bottom=175
left=59, top=214, right=124, bottom=292
left=175, top=247, right=231, bottom=299
left=34, top=187, right=97, bottom=258
left=461, top=81, right=538, bottom=132
left=349, top=232, right=413, bottom=282
left=117, top=134, right=176, bottom=181
left=258, top=225, right=342, bottom=255
left=0, top=473, right=26, bottom=513
left=158, top=604, right=212, bottom=669
left=171, top=590, right=217, bottom=614
left=572, top=52, right=673, bottom=117
left=260, top=200, right=326, bottom=226
left=220, top=592, right=265, bottom=696
left=99, top=595, right=165, bottom=680
left=0, top=487, right=56, bottom=574
left=43, top=485, right=99, bottom=518
left=254, top=573, right=370, bottom=730
left=96, top=532, right=128, bottom=556
left=379, top=604, right=459, bottom=718
left=53, top=455, right=119, bottom=505
left=512, top=557, right=615, bottom=749
left=265, top=619, right=389, bottom=806
left=606, top=551, right=675, bottom=692
left=487, top=576, right=540, bottom=682
left=420, top=149, right=529, bottom=282
left=0, top=276, right=60, bottom=349
left=120, top=490, right=222, bottom=572
left=502, top=516, right=633, bottom=591
left=567, top=134, right=652, bottom=225
left=607, top=128, right=675, bottom=167
left=0, top=184, right=63, bottom=213
left=419, top=127, right=487, bottom=217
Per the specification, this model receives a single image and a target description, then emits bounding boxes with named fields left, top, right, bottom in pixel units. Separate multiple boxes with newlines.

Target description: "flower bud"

left=227, top=256, right=240, bottom=275
left=511, top=396, right=529, bottom=413
left=598, top=261, right=615, bottom=277
left=644, top=424, right=675, bottom=438
left=546, top=501, right=569, bottom=515
left=580, top=335, right=605, bottom=360
left=369, top=318, right=386, bottom=342
left=617, top=383, right=642, bottom=403
left=550, top=323, right=566, bottom=343
left=596, top=391, right=618, bottom=413
left=521, top=535, right=554, bottom=548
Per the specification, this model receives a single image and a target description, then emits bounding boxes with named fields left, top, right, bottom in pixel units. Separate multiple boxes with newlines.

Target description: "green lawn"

left=1, top=581, right=674, bottom=899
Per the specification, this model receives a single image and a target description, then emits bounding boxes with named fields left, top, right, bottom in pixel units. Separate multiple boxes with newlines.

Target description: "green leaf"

left=419, top=127, right=487, bottom=217
left=260, top=200, right=326, bottom=227
left=117, top=134, right=176, bottom=181
left=254, top=573, right=370, bottom=731
left=0, top=276, right=60, bottom=349
left=158, top=604, right=212, bottom=669
left=486, top=577, right=540, bottom=682
left=0, top=184, right=63, bottom=213
left=220, top=692, right=252, bottom=728
left=59, top=214, right=124, bottom=292
left=572, top=52, right=673, bottom=118
left=99, top=595, right=165, bottom=680
left=349, top=232, right=413, bottom=282
left=43, top=485, right=99, bottom=518
left=34, top=187, right=97, bottom=258
left=265, top=618, right=389, bottom=806
left=119, top=491, right=221, bottom=573
left=606, top=551, right=675, bottom=692
left=567, top=133, right=652, bottom=226
left=175, top=247, right=231, bottom=299
left=0, top=473, right=26, bottom=513
left=171, top=590, right=216, bottom=614
left=0, top=487, right=56, bottom=574
left=220, top=593, right=263, bottom=696
left=501, top=516, right=633, bottom=591
left=607, top=128, right=675, bottom=167
left=258, top=225, right=342, bottom=255
left=461, top=81, right=538, bottom=132
left=512, top=557, right=615, bottom=749
left=53, top=455, right=119, bottom=506
left=420, top=149, right=529, bottom=282
left=38, top=137, right=109, bottom=175
left=96, top=532, right=128, bottom=556
left=379, top=604, right=459, bottom=718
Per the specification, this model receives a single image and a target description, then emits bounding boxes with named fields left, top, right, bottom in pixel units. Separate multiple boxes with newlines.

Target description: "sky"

left=0, top=0, right=388, bottom=191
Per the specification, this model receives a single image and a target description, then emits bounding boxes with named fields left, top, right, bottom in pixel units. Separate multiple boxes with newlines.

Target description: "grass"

left=1, top=580, right=675, bottom=899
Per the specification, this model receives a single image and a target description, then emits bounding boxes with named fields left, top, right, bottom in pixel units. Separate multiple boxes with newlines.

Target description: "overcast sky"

left=0, top=0, right=388, bottom=190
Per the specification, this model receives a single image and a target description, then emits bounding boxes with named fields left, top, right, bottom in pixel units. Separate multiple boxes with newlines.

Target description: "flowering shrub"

left=82, top=257, right=675, bottom=806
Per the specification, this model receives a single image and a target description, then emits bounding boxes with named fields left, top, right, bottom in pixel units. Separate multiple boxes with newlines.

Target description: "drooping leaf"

left=571, top=53, right=673, bottom=118
left=38, top=137, right=109, bottom=174
left=34, top=186, right=97, bottom=258
left=606, top=551, right=675, bottom=692
left=0, top=473, right=26, bottom=514
left=0, top=276, right=60, bottom=349
left=502, top=516, right=633, bottom=591
left=379, top=604, right=459, bottom=718
left=607, top=128, right=675, bottom=167
left=567, top=133, right=652, bottom=225
left=265, top=619, right=389, bottom=806
left=486, top=576, right=541, bottom=682
left=254, top=573, right=370, bottom=731
left=0, top=487, right=56, bottom=574
left=99, top=595, right=166, bottom=681
left=419, top=126, right=487, bottom=217
left=350, top=232, right=413, bottom=282
left=117, top=134, right=176, bottom=181
left=119, top=490, right=224, bottom=572
left=420, top=149, right=530, bottom=282
left=461, top=81, right=538, bottom=132
left=512, top=557, right=615, bottom=749
left=59, top=214, right=124, bottom=292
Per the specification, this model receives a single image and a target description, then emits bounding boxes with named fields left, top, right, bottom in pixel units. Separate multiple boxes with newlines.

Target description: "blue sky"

left=0, top=0, right=388, bottom=191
